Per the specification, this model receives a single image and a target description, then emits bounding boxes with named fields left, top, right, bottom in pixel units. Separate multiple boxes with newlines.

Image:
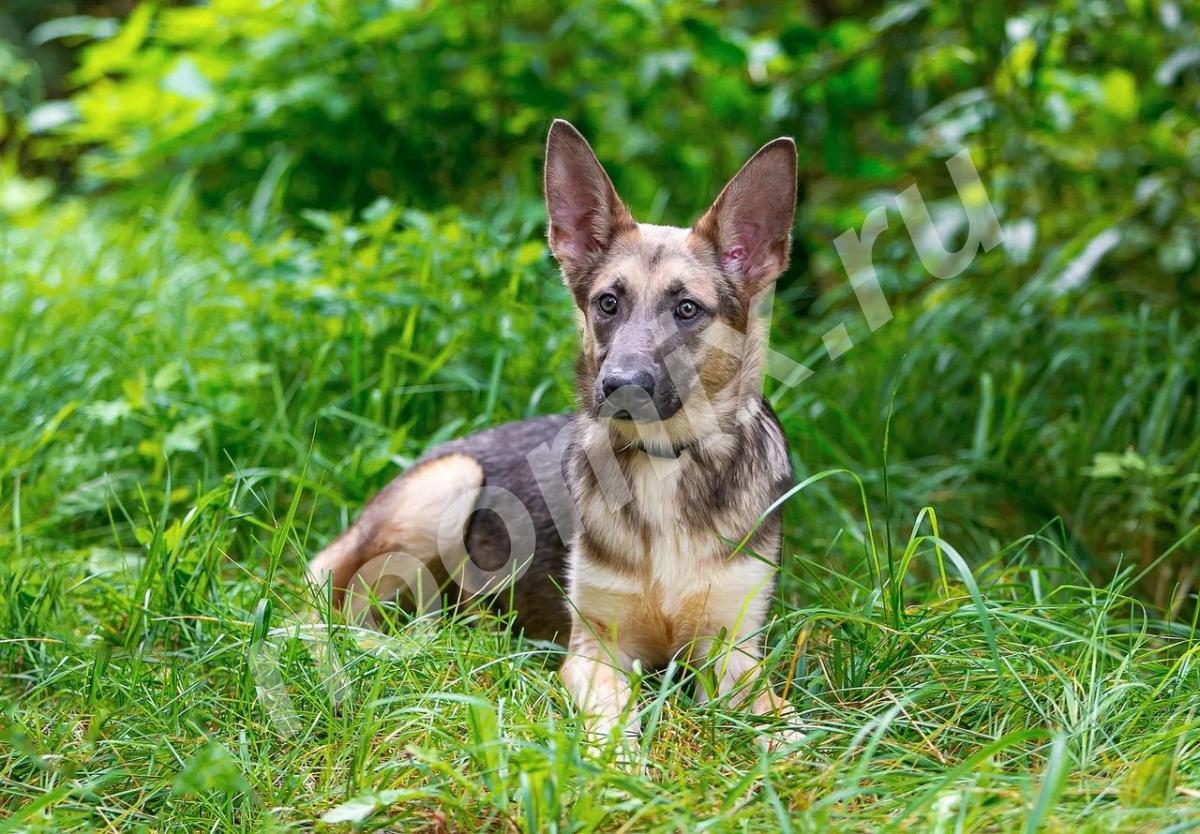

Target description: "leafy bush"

left=45, top=0, right=803, bottom=213
left=20, top=0, right=1193, bottom=332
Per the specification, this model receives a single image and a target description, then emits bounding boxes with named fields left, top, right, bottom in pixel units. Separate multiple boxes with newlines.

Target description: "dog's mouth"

left=599, top=406, right=653, bottom=423
left=593, top=379, right=686, bottom=424
left=595, top=398, right=680, bottom=424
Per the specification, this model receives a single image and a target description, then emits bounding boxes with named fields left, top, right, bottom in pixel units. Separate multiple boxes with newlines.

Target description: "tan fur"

left=591, top=225, right=723, bottom=308
left=698, top=346, right=742, bottom=399
left=307, top=453, right=484, bottom=613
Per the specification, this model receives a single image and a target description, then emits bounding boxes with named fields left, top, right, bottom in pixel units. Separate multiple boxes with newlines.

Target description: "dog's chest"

left=611, top=454, right=721, bottom=579
left=570, top=454, right=775, bottom=665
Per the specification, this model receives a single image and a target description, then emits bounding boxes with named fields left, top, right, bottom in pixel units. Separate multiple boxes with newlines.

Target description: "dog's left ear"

left=693, top=138, right=797, bottom=297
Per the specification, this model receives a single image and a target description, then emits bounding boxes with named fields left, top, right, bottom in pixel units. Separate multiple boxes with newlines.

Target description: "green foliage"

left=171, top=741, right=250, bottom=797
left=4, top=0, right=1200, bottom=829
left=20, top=0, right=1196, bottom=341
left=0, top=197, right=571, bottom=543
left=2, top=198, right=1200, bottom=832
left=40, top=1, right=1200, bottom=226
left=46, top=0, right=809, bottom=214
left=0, top=39, right=37, bottom=141
left=2, top=196, right=1196, bottom=603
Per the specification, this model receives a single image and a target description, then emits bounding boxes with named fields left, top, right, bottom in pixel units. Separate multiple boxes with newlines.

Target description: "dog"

left=308, top=119, right=798, bottom=743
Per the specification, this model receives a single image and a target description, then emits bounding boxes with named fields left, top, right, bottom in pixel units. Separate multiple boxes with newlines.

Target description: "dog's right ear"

left=544, top=119, right=635, bottom=289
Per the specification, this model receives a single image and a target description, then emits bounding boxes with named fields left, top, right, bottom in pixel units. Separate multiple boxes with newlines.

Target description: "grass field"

left=3, top=194, right=1200, bottom=832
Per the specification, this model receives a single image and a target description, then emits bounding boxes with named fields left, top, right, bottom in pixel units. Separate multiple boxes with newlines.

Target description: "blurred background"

left=1, top=0, right=1198, bottom=608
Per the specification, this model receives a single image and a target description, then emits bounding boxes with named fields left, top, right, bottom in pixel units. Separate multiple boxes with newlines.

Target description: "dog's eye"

left=597, top=294, right=619, bottom=315
left=676, top=299, right=699, bottom=320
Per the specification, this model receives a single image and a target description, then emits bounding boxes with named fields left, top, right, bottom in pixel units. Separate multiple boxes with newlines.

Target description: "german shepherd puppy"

left=309, top=119, right=797, bottom=741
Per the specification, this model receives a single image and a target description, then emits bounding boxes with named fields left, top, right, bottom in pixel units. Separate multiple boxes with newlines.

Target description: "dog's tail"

left=307, top=453, right=485, bottom=614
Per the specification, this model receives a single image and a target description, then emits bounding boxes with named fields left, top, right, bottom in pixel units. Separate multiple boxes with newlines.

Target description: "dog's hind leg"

left=307, top=453, right=485, bottom=620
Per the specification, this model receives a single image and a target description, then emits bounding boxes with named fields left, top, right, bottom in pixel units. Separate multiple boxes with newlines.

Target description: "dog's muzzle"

left=597, top=370, right=685, bottom=422
left=600, top=371, right=655, bottom=420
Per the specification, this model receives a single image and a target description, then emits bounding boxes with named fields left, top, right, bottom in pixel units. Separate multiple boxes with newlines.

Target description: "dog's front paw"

left=758, top=723, right=806, bottom=753
left=582, top=713, right=640, bottom=744
left=578, top=720, right=642, bottom=770
left=748, top=689, right=805, bottom=753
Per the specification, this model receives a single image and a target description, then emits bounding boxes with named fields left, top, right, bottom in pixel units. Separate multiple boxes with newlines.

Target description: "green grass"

left=2, top=197, right=1200, bottom=832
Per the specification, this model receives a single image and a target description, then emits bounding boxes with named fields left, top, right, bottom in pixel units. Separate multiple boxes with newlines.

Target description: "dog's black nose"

left=602, top=370, right=655, bottom=401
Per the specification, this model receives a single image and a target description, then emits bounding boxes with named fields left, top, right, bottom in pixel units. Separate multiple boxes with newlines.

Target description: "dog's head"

left=544, top=119, right=797, bottom=450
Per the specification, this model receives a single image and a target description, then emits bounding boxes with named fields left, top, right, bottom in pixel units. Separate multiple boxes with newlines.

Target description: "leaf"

left=778, top=25, right=820, bottom=57
left=29, top=15, right=121, bottom=45
left=999, top=38, right=1036, bottom=93
left=1158, top=226, right=1196, bottom=274
left=1120, top=754, right=1174, bottom=807
left=321, top=789, right=411, bottom=824
left=1053, top=228, right=1121, bottom=294
left=164, top=415, right=212, bottom=455
left=152, top=361, right=183, bottom=392
left=25, top=101, right=79, bottom=134
left=515, top=240, right=546, bottom=267
left=121, top=374, right=148, bottom=410
left=1101, top=69, right=1138, bottom=121
left=0, top=175, right=54, bottom=216
left=1024, top=733, right=1070, bottom=833
left=75, top=2, right=157, bottom=83
left=1084, top=450, right=1172, bottom=480
left=162, top=57, right=214, bottom=101
left=681, top=18, right=746, bottom=68
left=83, top=399, right=132, bottom=426
left=171, top=741, right=248, bottom=796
